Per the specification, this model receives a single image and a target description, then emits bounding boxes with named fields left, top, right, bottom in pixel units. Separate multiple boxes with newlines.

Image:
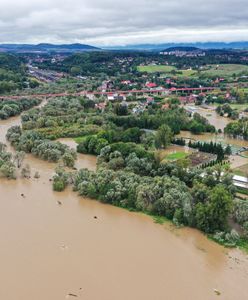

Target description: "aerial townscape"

left=1, top=1, right=248, bottom=299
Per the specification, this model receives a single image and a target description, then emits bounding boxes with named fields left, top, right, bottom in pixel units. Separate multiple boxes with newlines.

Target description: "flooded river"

left=1, top=107, right=248, bottom=300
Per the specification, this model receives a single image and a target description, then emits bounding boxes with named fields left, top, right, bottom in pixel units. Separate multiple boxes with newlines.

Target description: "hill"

left=0, top=53, right=23, bottom=71
left=163, top=46, right=200, bottom=52
left=103, top=42, right=248, bottom=51
left=0, top=43, right=100, bottom=53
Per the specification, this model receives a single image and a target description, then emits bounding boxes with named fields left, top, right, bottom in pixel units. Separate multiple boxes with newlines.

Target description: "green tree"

left=155, top=124, right=173, bottom=149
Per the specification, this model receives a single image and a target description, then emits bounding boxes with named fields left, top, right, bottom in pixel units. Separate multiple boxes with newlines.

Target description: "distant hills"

left=1, top=41, right=248, bottom=54
left=162, top=46, right=201, bottom=52
left=103, top=42, right=248, bottom=51
left=0, top=43, right=100, bottom=53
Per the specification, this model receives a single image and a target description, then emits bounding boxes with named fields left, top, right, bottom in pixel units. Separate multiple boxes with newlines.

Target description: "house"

left=225, top=92, right=231, bottom=100
left=95, top=102, right=106, bottom=111
left=119, top=93, right=127, bottom=101
left=121, top=80, right=131, bottom=85
left=107, top=93, right=115, bottom=101
left=146, top=96, right=154, bottom=104
left=86, top=93, right=95, bottom=101
left=146, top=82, right=157, bottom=89
left=107, top=93, right=126, bottom=101
left=161, top=103, right=169, bottom=110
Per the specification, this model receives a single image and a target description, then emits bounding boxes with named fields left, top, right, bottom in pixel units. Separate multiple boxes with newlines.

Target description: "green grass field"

left=137, top=65, right=176, bottom=73
left=200, top=64, right=248, bottom=77
left=165, top=151, right=188, bottom=160
left=137, top=65, right=197, bottom=77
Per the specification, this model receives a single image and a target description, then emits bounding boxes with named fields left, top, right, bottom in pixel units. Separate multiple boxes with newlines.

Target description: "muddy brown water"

left=190, top=106, right=231, bottom=131
left=1, top=106, right=248, bottom=300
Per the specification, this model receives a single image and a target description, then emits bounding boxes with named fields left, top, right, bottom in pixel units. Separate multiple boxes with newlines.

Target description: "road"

left=0, top=86, right=218, bottom=100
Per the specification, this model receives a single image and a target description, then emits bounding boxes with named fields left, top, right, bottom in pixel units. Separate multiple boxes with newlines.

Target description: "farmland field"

left=137, top=65, right=176, bottom=73
left=200, top=64, right=248, bottom=77
left=137, top=65, right=196, bottom=76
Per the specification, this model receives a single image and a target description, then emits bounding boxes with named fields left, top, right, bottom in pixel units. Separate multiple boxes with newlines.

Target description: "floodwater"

left=177, top=131, right=248, bottom=168
left=58, top=138, right=97, bottom=171
left=1, top=106, right=248, bottom=300
left=188, top=105, right=231, bottom=131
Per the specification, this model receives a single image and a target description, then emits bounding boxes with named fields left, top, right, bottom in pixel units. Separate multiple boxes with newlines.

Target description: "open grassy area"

left=137, top=65, right=176, bottom=73
left=229, top=104, right=248, bottom=112
left=200, top=64, right=248, bottom=77
left=175, top=69, right=197, bottom=77
left=165, top=151, right=188, bottom=160
left=137, top=65, right=196, bottom=77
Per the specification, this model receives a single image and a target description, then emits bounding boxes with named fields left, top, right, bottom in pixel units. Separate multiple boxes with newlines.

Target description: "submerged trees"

left=0, top=142, right=16, bottom=179
left=6, top=127, right=77, bottom=167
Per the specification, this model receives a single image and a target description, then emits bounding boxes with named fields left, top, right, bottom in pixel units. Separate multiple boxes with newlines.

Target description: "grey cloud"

left=0, top=0, right=247, bottom=45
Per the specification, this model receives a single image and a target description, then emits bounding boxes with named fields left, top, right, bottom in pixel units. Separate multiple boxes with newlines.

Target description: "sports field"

left=165, top=151, right=188, bottom=160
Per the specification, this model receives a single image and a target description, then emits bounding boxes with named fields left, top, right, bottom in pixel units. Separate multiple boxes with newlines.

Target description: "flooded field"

left=1, top=104, right=248, bottom=300
left=191, top=105, right=231, bottom=131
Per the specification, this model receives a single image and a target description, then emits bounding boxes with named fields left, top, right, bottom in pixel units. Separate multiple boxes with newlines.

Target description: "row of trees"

left=73, top=166, right=234, bottom=234
left=188, top=140, right=230, bottom=161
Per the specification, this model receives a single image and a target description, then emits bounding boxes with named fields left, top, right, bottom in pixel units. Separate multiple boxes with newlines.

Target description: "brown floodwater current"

left=1, top=105, right=248, bottom=300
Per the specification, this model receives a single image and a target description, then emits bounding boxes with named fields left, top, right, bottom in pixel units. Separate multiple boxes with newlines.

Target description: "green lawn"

left=137, top=65, right=176, bottom=73
left=200, top=64, right=248, bottom=77
left=165, top=151, right=188, bottom=160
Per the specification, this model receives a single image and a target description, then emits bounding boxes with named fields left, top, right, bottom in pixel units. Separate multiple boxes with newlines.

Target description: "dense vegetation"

left=188, top=140, right=230, bottom=161
left=216, top=104, right=239, bottom=120
left=73, top=165, right=235, bottom=235
left=1, top=48, right=247, bottom=250
left=0, top=98, right=41, bottom=119
left=0, top=53, right=40, bottom=94
left=6, top=126, right=77, bottom=167
left=36, top=49, right=248, bottom=77
left=0, top=142, right=16, bottom=179
left=224, top=118, right=248, bottom=139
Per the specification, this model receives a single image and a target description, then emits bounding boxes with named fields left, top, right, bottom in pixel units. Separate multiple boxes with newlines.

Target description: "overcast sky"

left=0, top=0, right=248, bottom=45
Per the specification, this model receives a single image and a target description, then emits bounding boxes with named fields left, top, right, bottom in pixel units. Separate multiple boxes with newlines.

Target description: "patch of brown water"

left=184, top=105, right=231, bottom=131
left=57, top=138, right=97, bottom=171
left=178, top=130, right=248, bottom=148
left=1, top=176, right=248, bottom=300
